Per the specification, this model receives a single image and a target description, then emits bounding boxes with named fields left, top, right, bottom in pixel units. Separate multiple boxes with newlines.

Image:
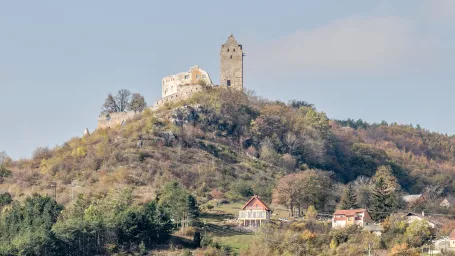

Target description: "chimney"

left=422, top=211, right=425, bottom=217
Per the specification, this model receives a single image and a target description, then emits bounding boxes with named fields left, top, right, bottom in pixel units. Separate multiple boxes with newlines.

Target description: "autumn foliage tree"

left=273, top=170, right=333, bottom=216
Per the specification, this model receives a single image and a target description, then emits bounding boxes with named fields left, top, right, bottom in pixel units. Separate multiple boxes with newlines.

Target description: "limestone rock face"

left=83, top=128, right=90, bottom=137
left=169, top=105, right=202, bottom=126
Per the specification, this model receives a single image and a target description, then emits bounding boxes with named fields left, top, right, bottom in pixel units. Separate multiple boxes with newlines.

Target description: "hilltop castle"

left=155, top=34, right=244, bottom=106
left=98, top=35, right=244, bottom=129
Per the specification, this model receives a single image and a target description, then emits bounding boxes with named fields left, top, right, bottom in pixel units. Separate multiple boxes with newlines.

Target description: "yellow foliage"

left=72, top=146, right=87, bottom=158
left=300, top=229, right=316, bottom=240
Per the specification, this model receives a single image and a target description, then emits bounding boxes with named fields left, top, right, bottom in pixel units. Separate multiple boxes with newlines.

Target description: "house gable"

left=242, top=195, right=270, bottom=211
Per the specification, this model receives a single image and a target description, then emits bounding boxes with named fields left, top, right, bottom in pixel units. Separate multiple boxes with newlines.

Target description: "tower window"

left=233, top=49, right=236, bottom=52
left=227, top=80, right=231, bottom=86
left=227, top=49, right=230, bottom=52
left=230, top=55, right=232, bottom=59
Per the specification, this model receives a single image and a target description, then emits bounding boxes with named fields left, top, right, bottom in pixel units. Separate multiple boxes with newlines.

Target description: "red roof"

left=242, top=195, right=271, bottom=211
left=450, top=229, right=455, bottom=240
left=333, top=209, right=368, bottom=216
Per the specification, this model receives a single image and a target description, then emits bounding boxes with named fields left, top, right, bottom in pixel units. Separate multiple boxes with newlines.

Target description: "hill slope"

left=2, top=88, right=455, bottom=206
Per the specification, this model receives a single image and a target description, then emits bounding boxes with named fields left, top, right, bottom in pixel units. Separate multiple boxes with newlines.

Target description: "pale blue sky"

left=1, top=0, right=454, bottom=159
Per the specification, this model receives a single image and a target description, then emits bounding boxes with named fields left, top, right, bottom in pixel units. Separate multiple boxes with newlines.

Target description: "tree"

left=128, top=93, right=147, bottom=113
left=0, top=165, right=11, bottom=183
left=273, top=170, right=333, bottom=216
left=102, top=93, right=119, bottom=114
left=101, top=89, right=132, bottom=114
left=339, top=183, right=359, bottom=210
left=306, top=205, right=318, bottom=220
left=371, top=177, right=399, bottom=221
left=372, top=165, right=400, bottom=192
left=404, top=220, right=432, bottom=248
left=157, top=181, right=199, bottom=232
left=0, top=195, right=63, bottom=255
left=0, top=192, right=12, bottom=207
left=370, top=165, right=402, bottom=221
left=116, top=89, right=131, bottom=112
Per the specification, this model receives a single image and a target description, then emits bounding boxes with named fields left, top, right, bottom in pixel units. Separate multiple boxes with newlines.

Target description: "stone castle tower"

left=220, top=34, right=243, bottom=91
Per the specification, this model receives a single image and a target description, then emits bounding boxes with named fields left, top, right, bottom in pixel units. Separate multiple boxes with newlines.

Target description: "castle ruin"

left=97, top=35, right=244, bottom=129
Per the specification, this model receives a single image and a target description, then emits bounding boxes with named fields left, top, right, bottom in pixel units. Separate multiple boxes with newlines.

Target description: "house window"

left=227, top=49, right=229, bottom=52
left=227, top=80, right=231, bottom=86
left=184, top=75, right=189, bottom=79
left=230, top=55, right=233, bottom=59
left=196, top=75, right=199, bottom=79
left=348, top=217, right=352, bottom=221
left=233, top=48, right=236, bottom=52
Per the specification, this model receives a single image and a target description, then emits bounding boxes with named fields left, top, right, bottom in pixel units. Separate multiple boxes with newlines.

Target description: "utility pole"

left=50, top=182, right=57, bottom=201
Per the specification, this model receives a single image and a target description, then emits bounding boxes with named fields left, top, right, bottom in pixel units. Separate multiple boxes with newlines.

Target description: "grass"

left=214, top=234, right=258, bottom=252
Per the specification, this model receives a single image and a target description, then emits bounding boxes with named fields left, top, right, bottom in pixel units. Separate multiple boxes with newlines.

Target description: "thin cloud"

left=247, top=16, right=433, bottom=76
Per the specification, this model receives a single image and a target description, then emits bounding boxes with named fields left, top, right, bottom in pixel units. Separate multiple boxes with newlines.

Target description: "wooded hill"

left=2, top=88, right=455, bottom=206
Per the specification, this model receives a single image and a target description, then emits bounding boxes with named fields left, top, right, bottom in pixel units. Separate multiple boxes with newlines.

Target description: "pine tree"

left=371, top=177, right=396, bottom=221
left=340, top=183, right=359, bottom=210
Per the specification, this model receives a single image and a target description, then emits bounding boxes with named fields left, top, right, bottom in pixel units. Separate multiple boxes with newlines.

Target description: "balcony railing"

left=238, top=210, right=269, bottom=220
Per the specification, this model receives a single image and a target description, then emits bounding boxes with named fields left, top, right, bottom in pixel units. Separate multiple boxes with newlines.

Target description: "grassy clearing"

left=214, top=234, right=258, bottom=252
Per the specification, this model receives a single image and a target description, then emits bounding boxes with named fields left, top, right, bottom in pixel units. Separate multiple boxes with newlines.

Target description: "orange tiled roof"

left=333, top=209, right=367, bottom=216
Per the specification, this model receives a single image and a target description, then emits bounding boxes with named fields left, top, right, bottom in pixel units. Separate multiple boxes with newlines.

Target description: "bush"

left=200, top=234, right=213, bottom=248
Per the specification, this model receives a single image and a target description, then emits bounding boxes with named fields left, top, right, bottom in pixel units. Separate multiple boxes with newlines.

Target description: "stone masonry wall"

left=97, top=111, right=137, bottom=129
left=220, top=35, right=243, bottom=91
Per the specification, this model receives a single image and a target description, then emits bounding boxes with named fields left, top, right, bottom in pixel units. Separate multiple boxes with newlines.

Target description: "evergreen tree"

left=371, top=177, right=398, bottom=221
left=340, top=183, right=359, bottom=210
left=187, top=194, right=199, bottom=226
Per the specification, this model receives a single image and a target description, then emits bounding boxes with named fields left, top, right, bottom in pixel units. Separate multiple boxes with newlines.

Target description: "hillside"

left=3, top=88, right=455, bottom=204
left=2, top=88, right=455, bottom=255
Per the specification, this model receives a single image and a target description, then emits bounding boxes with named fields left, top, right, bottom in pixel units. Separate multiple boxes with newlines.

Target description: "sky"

left=1, top=0, right=455, bottom=159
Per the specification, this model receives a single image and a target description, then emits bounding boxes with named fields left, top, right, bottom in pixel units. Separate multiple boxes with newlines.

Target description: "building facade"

left=220, top=34, right=244, bottom=91
left=332, top=209, right=373, bottom=228
left=238, top=195, right=271, bottom=227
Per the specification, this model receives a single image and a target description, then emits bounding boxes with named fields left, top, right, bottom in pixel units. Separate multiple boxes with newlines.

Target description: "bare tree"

left=102, top=93, right=119, bottom=114
left=115, top=89, right=131, bottom=112
left=128, top=93, right=147, bottom=113
left=101, top=89, right=132, bottom=114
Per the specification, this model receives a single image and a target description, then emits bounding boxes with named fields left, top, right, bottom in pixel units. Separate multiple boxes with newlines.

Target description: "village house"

left=450, top=229, right=455, bottom=248
left=401, top=212, right=443, bottom=228
left=238, top=195, right=271, bottom=227
left=332, top=209, right=373, bottom=228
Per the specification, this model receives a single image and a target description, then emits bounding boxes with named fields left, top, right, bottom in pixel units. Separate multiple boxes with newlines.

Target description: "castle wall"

left=162, top=66, right=212, bottom=98
left=98, top=111, right=137, bottom=129
left=155, top=84, right=205, bottom=106
left=220, top=35, right=243, bottom=91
